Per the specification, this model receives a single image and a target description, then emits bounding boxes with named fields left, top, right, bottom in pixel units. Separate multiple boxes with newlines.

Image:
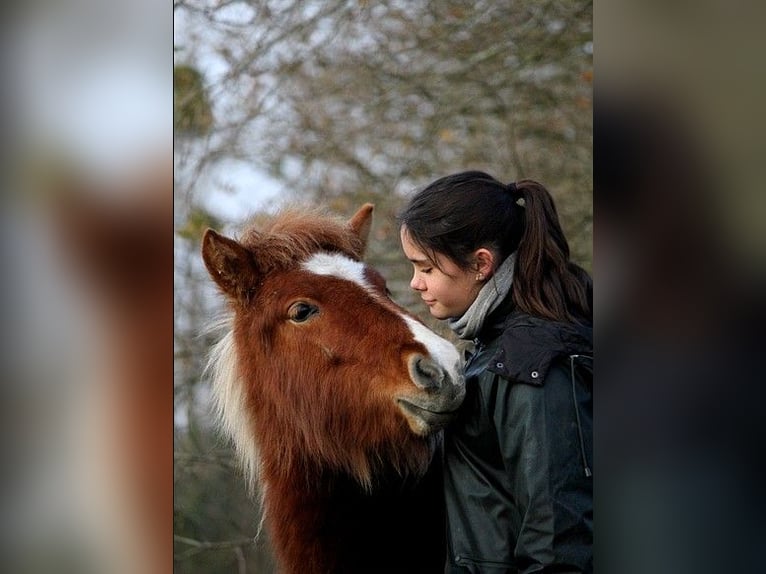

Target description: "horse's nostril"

left=411, top=356, right=445, bottom=390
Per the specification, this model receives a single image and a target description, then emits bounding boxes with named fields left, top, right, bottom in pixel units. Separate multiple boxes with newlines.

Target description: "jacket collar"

left=483, top=308, right=593, bottom=386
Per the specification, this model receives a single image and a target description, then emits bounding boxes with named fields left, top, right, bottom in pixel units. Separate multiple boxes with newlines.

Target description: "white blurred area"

left=2, top=0, right=171, bottom=572
left=10, top=0, right=168, bottom=182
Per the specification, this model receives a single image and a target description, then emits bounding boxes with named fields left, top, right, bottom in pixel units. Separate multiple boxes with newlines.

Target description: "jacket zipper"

left=464, top=338, right=484, bottom=371
left=569, top=354, right=593, bottom=478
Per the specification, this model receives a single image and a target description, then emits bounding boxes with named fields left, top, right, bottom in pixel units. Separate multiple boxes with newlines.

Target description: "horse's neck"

left=263, top=464, right=447, bottom=574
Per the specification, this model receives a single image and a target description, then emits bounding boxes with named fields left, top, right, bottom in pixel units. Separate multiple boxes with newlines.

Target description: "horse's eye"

left=288, top=301, right=318, bottom=323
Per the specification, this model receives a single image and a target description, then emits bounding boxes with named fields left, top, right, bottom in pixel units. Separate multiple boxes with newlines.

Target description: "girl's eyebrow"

left=407, top=256, right=429, bottom=264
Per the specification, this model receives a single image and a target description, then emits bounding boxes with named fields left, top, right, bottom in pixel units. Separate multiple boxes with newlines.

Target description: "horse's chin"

left=396, top=398, right=460, bottom=436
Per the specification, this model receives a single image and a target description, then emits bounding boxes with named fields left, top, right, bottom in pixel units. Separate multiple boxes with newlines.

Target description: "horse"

left=201, top=203, right=465, bottom=574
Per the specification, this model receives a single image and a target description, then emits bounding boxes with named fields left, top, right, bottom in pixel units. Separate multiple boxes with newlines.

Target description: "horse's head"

left=202, top=204, right=465, bottom=487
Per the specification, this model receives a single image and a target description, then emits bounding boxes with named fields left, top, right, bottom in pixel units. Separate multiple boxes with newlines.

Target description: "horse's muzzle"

left=409, top=355, right=463, bottom=392
left=399, top=354, right=466, bottom=435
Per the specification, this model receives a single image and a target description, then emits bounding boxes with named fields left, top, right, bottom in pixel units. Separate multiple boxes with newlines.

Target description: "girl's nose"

left=410, top=274, right=424, bottom=291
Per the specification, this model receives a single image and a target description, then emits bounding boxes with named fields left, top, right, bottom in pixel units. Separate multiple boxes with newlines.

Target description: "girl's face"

left=400, top=227, right=483, bottom=320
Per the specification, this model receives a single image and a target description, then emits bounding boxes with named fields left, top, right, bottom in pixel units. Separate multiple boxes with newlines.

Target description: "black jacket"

left=443, top=308, right=593, bottom=574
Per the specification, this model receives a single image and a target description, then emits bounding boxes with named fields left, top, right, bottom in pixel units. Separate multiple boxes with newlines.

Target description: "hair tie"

left=507, top=181, right=521, bottom=200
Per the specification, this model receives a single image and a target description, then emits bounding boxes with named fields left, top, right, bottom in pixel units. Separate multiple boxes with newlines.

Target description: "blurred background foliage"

left=174, top=0, right=591, bottom=571
left=173, top=64, right=214, bottom=137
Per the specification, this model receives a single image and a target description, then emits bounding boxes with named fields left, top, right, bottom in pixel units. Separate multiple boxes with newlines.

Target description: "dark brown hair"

left=398, top=170, right=591, bottom=324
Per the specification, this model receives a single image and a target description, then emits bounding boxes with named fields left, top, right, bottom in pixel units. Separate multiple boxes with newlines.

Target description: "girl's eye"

left=288, top=301, right=319, bottom=323
left=421, top=268, right=432, bottom=274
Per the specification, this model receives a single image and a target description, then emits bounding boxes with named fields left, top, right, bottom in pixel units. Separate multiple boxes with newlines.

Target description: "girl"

left=398, top=171, right=593, bottom=573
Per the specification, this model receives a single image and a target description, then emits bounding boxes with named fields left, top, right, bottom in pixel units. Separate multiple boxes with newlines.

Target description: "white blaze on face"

left=302, top=252, right=370, bottom=288
left=302, top=252, right=462, bottom=381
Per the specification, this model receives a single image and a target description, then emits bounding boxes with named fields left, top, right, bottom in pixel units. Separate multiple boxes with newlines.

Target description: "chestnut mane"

left=202, top=204, right=464, bottom=574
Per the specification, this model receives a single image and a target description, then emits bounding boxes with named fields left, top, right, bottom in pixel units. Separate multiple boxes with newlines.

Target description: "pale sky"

left=174, top=3, right=284, bottom=223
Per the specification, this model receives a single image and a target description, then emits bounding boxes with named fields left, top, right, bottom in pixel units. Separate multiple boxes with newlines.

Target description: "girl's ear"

left=473, top=248, right=496, bottom=278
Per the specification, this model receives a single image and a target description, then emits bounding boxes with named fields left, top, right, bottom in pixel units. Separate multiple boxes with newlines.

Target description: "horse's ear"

left=201, top=228, right=258, bottom=301
left=348, top=203, right=374, bottom=255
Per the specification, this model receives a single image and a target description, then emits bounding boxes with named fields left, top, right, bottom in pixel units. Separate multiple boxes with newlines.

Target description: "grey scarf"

left=447, top=253, right=516, bottom=341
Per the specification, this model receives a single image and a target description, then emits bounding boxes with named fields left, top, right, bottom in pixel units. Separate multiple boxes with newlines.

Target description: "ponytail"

left=511, top=180, right=591, bottom=324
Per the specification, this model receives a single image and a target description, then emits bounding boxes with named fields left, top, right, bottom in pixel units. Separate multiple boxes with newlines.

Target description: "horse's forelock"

left=239, top=208, right=365, bottom=273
